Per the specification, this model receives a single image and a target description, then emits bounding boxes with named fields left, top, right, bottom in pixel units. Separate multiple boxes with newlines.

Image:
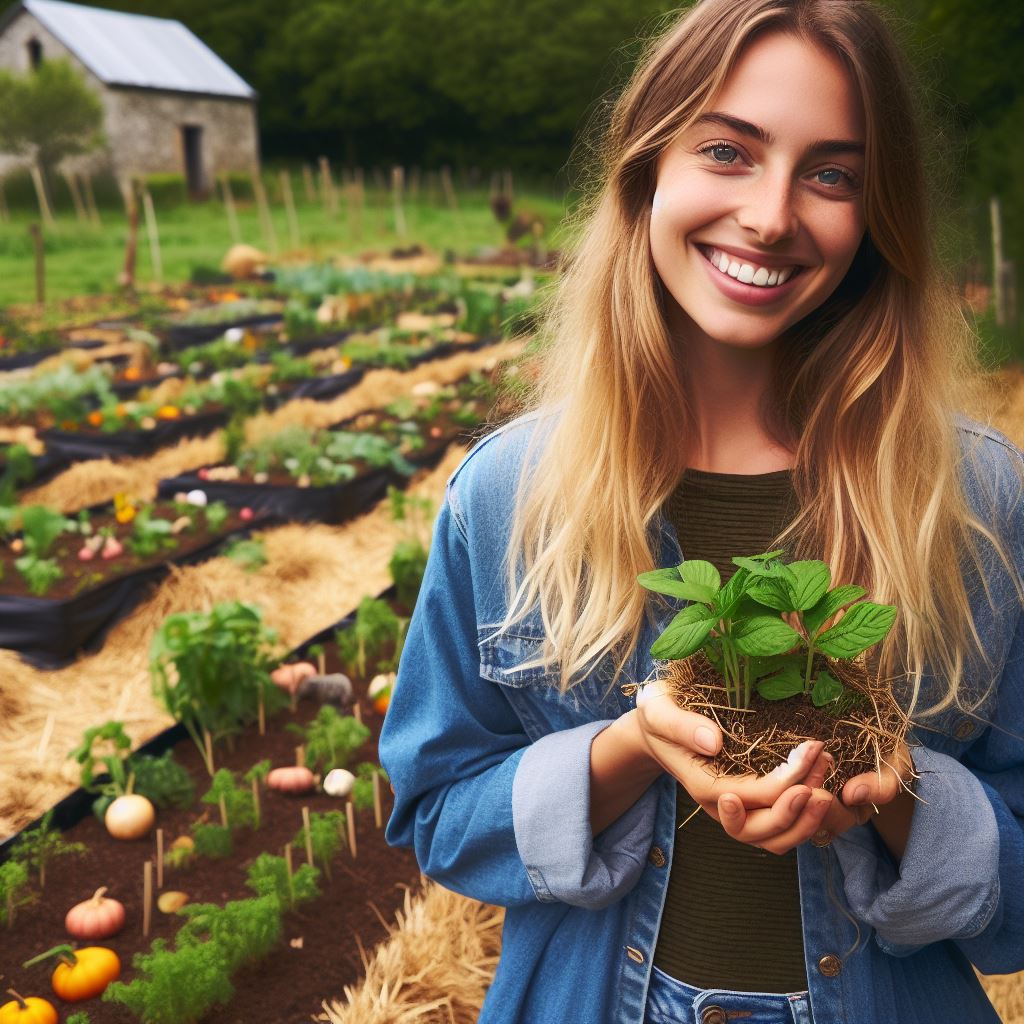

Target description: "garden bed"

left=0, top=602, right=421, bottom=1024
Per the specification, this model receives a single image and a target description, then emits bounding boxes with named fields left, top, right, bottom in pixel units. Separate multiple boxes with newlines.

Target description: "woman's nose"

left=735, top=172, right=799, bottom=245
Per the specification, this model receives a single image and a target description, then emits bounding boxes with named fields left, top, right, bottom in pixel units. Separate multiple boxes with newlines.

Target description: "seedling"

left=190, top=823, right=233, bottom=859
left=0, top=860, right=32, bottom=927
left=10, top=810, right=85, bottom=888
left=351, top=762, right=389, bottom=813
left=291, top=810, right=345, bottom=880
left=200, top=770, right=256, bottom=831
left=639, top=549, right=897, bottom=710
left=287, top=706, right=370, bottom=775
left=334, top=597, right=404, bottom=678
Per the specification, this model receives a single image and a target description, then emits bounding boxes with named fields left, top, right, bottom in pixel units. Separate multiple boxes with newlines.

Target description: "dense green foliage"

left=287, top=705, right=370, bottom=775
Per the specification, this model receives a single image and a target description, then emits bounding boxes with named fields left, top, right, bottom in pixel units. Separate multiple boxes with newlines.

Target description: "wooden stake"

left=302, top=163, right=317, bottom=203
left=29, top=162, right=54, bottom=227
left=253, top=173, right=277, bottom=254
left=219, top=174, right=241, bottom=244
left=391, top=165, right=407, bottom=238
left=156, top=829, right=164, bottom=889
left=141, top=186, right=163, bottom=285
left=372, top=772, right=382, bottom=828
left=143, top=860, right=152, bottom=937
left=251, top=776, right=261, bottom=829
left=203, top=728, right=215, bottom=776
left=27, top=223, right=44, bottom=306
left=317, top=651, right=326, bottom=676
left=258, top=691, right=265, bottom=736
left=352, top=702, right=362, bottom=725
left=81, top=172, right=100, bottom=226
left=279, top=169, right=301, bottom=249
left=302, top=806, right=314, bottom=867
left=62, top=169, right=87, bottom=222
left=318, top=156, right=338, bottom=216
left=345, top=800, right=357, bottom=859
left=295, top=745, right=305, bottom=767
left=218, top=795, right=229, bottom=829
left=119, top=183, right=138, bottom=291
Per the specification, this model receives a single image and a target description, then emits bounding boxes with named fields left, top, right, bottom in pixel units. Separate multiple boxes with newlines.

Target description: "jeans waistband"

left=645, top=964, right=814, bottom=1024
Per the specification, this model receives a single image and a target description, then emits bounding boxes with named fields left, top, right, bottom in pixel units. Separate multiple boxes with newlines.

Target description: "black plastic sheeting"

left=158, top=464, right=400, bottom=524
left=0, top=347, right=60, bottom=371
left=40, top=408, right=228, bottom=462
left=160, top=313, right=283, bottom=351
left=0, top=527, right=245, bottom=670
left=0, top=586, right=395, bottom=856
left=268, top=366, right=366, bottom=406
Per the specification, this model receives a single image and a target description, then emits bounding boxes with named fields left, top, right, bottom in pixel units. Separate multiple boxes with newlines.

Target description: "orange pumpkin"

left=23, top=944, right=121, bottom=1002
left=86, top=410, right=104, bottom=427
left=0, top=991, right=56, bottom=1024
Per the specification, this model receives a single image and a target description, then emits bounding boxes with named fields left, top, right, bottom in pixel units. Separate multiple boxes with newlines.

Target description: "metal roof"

left=8, top=0, right=255, bottom=99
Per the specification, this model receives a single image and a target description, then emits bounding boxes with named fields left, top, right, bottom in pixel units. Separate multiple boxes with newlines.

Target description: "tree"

left=0, top=59, right=104, bottom=188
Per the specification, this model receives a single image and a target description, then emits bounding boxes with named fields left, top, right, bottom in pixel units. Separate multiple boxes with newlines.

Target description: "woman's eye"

left=815, top=168, right=857, bottom=190
left=699, top=143, right=739, bottom=164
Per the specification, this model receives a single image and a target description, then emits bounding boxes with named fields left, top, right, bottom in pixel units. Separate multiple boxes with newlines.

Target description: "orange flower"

left=123, top=366, right=142, bottom=382
left=155, top=405, right=181, bottom=420
left=115, top=504, right=137, bottom=523
left=87, top=410, right=104, bottom=427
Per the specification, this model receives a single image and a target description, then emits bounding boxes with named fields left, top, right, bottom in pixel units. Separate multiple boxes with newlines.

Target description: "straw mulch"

left=20, top=340, right=522, bottom=513
left=0, top=444, right=467, bottom=838
left=320, top=880, right=504, bottom=1024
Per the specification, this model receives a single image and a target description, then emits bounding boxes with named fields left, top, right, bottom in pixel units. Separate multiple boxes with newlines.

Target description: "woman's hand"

left=634, top=679, right=835, bottom=855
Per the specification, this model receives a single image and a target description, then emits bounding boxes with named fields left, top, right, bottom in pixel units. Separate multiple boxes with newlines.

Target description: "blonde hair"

left=501, top=0, right=1024, bottom=724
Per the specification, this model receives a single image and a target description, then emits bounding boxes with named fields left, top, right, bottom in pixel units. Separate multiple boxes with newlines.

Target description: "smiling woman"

left=379, top=2, right=1024, bottom=1023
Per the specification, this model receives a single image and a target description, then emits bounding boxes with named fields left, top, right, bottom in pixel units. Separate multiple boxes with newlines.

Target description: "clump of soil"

left=664, top=651, right=915, bottom=792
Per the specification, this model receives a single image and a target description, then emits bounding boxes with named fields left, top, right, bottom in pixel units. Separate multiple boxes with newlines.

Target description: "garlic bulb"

left=323, top=768, right=355, bottom=799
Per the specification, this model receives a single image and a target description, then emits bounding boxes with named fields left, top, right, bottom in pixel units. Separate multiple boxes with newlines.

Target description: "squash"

left=104, top=793, right=155, bottom=840
left=266, top=766, right=316, bottom=793
left=0, top=991, right=57, bottom=1024
left=23, top=945, right=121, bottom=1002
left=65, top=887, right=126, bottom=940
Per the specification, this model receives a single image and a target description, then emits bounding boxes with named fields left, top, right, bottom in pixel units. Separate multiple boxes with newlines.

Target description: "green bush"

left=141, top=173, right=187, bottom=207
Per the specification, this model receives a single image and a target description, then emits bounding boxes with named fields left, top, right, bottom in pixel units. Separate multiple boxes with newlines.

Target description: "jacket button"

left=701, top=1008, right=728, bottom=1024
left=625, top=945, right=644, bottom=964
left=818, top=954, right=842, bottom=977
left=810, top=829, right=832, bottom=847
left=648, top=845, right=667, bottom=867
left=953, top=717, right=976, bottom=740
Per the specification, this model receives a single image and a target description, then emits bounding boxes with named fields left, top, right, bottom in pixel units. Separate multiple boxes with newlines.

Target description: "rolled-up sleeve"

left=381, top=463, right=657, bottom=910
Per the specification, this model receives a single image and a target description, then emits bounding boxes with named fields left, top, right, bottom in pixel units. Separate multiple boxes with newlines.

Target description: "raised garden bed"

left=0, top=597, right=420, bottom=1024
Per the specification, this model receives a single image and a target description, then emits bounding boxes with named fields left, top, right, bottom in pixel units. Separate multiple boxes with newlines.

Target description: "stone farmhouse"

left=0, top=0, right=259, bottom=196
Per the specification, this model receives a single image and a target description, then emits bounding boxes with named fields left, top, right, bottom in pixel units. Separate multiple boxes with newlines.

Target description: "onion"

left=104, top=794, right=155, bottom=840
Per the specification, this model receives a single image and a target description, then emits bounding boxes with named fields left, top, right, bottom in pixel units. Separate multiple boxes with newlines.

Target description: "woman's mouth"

left=695, top=244, right=807, bottom=306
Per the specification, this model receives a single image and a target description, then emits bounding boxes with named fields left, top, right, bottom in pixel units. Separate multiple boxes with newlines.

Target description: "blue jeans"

left=645, top=964, right=814, bottom=1024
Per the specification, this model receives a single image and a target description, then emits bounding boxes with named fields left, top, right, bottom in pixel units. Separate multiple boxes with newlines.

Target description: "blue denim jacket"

left=381, top=412, right=1024, bottom=1024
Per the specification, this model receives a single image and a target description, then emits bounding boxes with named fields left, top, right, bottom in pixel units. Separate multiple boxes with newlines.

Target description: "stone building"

left=0, top=0, right=259, bottom=195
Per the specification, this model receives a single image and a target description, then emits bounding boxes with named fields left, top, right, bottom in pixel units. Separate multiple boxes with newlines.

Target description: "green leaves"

left=637, top=559, right=720, bottom=604
left=802, top=584, right=867, bottom=638
left=811, top=671, right=845, bottom=708
left=731, top=615, right=801, bottom=657
left=756, top=663, right=804, bottom=701
left=650, top=603, right=717, bottom=660
left=815, top=602, right=897, bottom=659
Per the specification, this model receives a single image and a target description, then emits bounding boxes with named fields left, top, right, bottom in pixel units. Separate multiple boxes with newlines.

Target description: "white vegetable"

left=368, top=672, right=396, bottom=699
left=323, top=768, right=355, bottom=799
left=185, top=489, right=208, bottom=507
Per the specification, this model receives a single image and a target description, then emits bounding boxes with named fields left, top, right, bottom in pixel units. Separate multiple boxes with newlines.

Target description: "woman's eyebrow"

left=692, top=111, right=865, bottom=157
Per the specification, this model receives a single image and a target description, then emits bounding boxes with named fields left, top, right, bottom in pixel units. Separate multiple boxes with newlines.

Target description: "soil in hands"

left=8, top=636, right=420, bottom=1024
left=665, top=650, right=914, bottom=792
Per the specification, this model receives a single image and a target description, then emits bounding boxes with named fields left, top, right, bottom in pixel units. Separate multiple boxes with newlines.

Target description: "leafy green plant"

left=10, top=810, right=85, bottom=888
left=287, top=706, right=370, bottom=775
left=639, top=549, right=897, bottom=710
left=150, top=601, right=285, bottom=772
left=292, top=811, right=345, bottom=880
left=351, top=762, right=389, bottom=813
left=191, top=822, right=233, bottom=859
left=245, top=852, right=320, bottom=909
left=12, top=504, right=71, bottom=595
left=129, top=751, right=195, bottom=811
left=334, top=597, right=405, bottom=678
left=176, top=895, right=281, bottom=973
left=66, top=1013, right=92, bottom=1024
left=0, top=442, right=35, bottom=505
left=70, top=720, right=134, bottom=815
left=223, top=537, right=267, bottom=572
left=0, top=859, right=32, bottom=926
left=200, top=770, right=255, bottom=830
left=127, top=505, right=176, bottom=557
left=389, top=538, right=428, bottom=609
left=204, top=501, right=230, bottom=533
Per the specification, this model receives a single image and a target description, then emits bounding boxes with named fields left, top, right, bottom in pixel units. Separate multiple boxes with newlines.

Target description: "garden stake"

left=141, top=186, right=163, bottom=285
left=142, top=860, right=152, bottom=937
left=352, top=702, right=363, bottom=725
left=218, top=795, right=229, bottom=829
left=301, top=163, right=317, bottom=203
left=346, top=800, right=357, bottom=859
left=295, top=745, right=305, bottom=767
left=253, top=174, right=278, bottom=254
left=251, top=776, right=261, bottom=829
left=372, top=772, right=383, bottom=828
left=119, top=184, right=138, bottom=289
left=29, top=163, right=54, bottom=227
left=279, top=169, right=301, bottom=249
left=258, top=691, right=266, bottom=736
left=219, top=174, right=241, bottom=244
left=156, top=829, right=164, bottom=889
left=302, top=806, right=314, bottom=867
left=203, top=728, right=214, bottom=776
left=35, top=711, right=55, bottom=762
left=317, top=650, right=326, bottom=676
left=82, top=172, right=100, bottom=226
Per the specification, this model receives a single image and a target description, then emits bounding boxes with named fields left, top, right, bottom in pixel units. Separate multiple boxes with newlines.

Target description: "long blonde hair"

left=502, top=0, right=1023, bottom=723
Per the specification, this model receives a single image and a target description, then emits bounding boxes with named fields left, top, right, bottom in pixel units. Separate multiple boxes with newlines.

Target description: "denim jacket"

left=381, top=411, right=1024, bottom=1024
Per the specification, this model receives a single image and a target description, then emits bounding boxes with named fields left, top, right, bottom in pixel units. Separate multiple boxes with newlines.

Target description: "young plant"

left=245, top=852, right=320, bottom=909
left=10, top=810, right=85, bottom=889
left=12, top=504, right=70, bottom=595
left=129, top=751, right=195, bottom=811
left=287, top=706, right=370, bottom=775
left=351, top=762, right=389, bottom=813
left=334, top=597, right=404, bottom=678
left=200, top=770, right=255, bottom=830
left=190, top=822, right=233, bottom=859
left=126, top=506, right=176, bottom=558
left=149, top=601, right=285, bottom=772
left=639, top=548, right=897, bottom=710
left=70, top=720, right=134, bottom=818
left=223, top=537, right=267, bottom=572
left=292, top=810, right=345, bottom=879
left=389, top=538, right=428, bottom=609
left=0, top=859, right=32, bottom=926
left=175, top=896, right=282, bottom=974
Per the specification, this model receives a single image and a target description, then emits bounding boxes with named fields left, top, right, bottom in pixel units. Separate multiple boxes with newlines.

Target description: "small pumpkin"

left=0, top=991, right=57, bottom=1024
left=23, top=945, right=121, bottom=1002
left=65, top=887, right=126, bottom=940
left=104, top=793, right=155, bottom=840
left=266, top=766, right=316, bottom=793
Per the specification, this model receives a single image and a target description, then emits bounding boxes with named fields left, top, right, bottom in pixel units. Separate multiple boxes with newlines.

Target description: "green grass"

left=0, top=186, right=571, bottom=309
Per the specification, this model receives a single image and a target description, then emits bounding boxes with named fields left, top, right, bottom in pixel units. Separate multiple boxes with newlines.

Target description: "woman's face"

left=649, top=31, right=867, bottom=350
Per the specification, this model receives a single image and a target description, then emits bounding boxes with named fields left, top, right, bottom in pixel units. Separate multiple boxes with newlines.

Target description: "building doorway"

left=181, top=124, right=206, bottom=198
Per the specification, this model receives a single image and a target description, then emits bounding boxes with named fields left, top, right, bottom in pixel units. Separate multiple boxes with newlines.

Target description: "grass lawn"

left=0, top=184, right=571, bottom=310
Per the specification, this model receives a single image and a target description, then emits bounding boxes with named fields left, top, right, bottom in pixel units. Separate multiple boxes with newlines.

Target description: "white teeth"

left=704, top=246, right=798, bottom=289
